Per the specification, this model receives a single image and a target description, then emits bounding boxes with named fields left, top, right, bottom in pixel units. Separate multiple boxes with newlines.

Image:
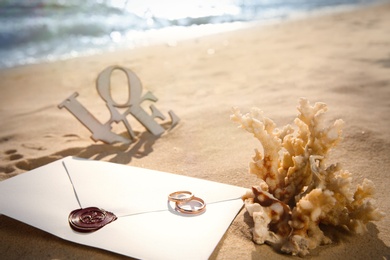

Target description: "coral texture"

left=231, top=98, right=384, bottom=256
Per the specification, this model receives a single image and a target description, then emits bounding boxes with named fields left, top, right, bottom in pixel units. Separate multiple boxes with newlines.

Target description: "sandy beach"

left=1, top=2, right=390, bottom=259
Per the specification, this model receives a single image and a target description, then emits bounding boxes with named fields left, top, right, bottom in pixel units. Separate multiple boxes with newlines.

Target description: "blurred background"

left=0, top=0, right=383, bottom=69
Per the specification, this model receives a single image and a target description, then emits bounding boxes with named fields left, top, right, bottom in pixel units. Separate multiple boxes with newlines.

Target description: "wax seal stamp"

left=68, top=207, right=117, bottom=232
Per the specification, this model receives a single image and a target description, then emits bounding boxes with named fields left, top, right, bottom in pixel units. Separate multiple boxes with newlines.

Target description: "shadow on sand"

left=15, top=130, right=160, bottom=172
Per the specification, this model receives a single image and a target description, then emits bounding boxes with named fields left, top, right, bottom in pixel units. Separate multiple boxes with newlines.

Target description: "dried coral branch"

left=232, top=98, right=384, bottom=256
left=231, top=107, right=284, bottom=194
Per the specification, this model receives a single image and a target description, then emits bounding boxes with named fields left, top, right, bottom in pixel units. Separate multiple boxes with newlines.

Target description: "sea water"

left=0, top=0, right=384, bottom=69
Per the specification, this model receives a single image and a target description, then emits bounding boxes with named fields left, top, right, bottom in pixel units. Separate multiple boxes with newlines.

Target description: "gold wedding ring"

left=175, top=196, right=206, bottom=215
left=168, top=191, right=206, bottom=215
left=168, top=191, right=194, bottom=203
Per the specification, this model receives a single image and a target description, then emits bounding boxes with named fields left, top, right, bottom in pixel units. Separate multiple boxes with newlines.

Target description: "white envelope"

left=0, top=156, right=247, bottom=259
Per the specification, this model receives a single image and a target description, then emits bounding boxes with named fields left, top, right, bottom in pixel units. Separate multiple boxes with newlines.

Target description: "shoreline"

left=1, top=0, right=388, bottom=71
left=1, top=2, right=390, bottom=259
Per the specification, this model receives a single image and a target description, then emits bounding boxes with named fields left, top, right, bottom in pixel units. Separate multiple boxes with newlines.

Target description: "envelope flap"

left=0, top=158, right=80, bottom=235
left=64, top=157, right=246, bottom=216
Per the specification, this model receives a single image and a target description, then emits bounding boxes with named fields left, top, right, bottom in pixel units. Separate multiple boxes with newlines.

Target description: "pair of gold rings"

left=168, top=191, right=206, bottom=215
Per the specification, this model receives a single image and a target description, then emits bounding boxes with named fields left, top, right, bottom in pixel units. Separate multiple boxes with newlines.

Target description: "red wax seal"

left=68, top=207, right=117, bottom=232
